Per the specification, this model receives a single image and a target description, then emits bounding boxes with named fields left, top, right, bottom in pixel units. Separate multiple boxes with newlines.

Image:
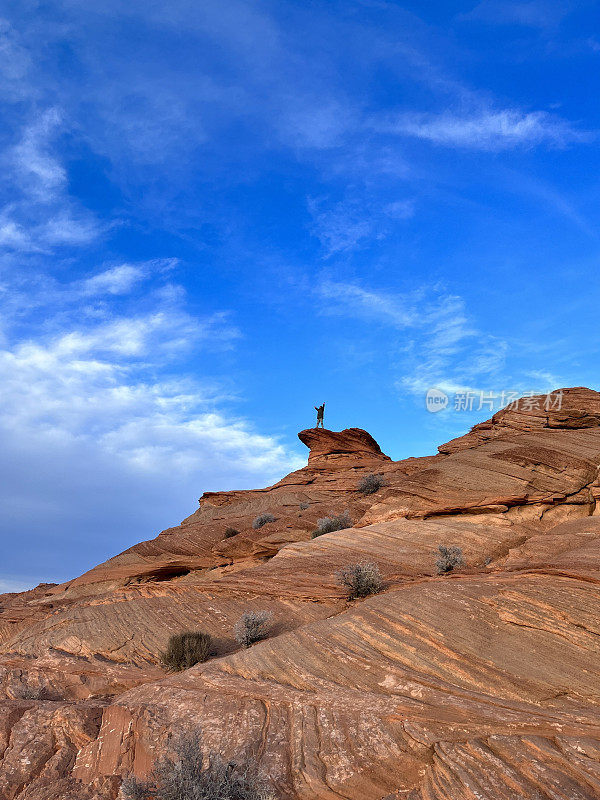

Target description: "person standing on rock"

left=314, top=403, right=325, bottom=428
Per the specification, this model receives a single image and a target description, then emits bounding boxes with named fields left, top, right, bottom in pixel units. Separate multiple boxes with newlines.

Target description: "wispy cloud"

left=0, top=108, right=100, bottom=252
left=315, top=278, right=510, bottom=398
left=308, top=197, right=415, bottom=256
left=77, top=259, right=177, bottom=297
left=0, top=19, right=33, bottom=102
left=399, top=294, right=500, bottom=397
left=308, top=200, right=372, bottom=255
left=0, top=258, right=180, bottom=328
left=316, top=280, right=420, bottom=327
left=0, top=576, right=36, bottom=594
left=381, top=108, right=590, bottom=151
left=9, top=108, right=66, bottom=199
left=493, top=166, right=594, bottom=235
left=461, top=0, right=573, bottom=29
left=80, top=264, right=147, bottom=296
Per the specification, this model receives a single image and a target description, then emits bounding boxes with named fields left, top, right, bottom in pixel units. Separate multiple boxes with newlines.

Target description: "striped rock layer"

left=1, top=386, right=600, bottom=799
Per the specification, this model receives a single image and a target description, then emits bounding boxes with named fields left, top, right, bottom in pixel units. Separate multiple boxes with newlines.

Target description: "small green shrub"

left=311, top=511, right=352, bottom=538
left=435, top=545, right=465, bottom=574
left=224, top=527, right=240, bottom=539
left=234, top=610, right=273, bottom=648
left=252, top=513, right=276, bottom=530
left=122, top=731, right=273, bottom=800
left=357, top=472, right=385, bottom=494
left=336, top=562, right=383, bottom=600
left=159, top=631, right=212, bottom=672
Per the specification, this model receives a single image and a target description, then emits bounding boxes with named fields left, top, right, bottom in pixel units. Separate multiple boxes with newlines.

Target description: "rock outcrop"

left=2, top=388, right=600, bottom=798
left=297, top=426, right=391, bottom=467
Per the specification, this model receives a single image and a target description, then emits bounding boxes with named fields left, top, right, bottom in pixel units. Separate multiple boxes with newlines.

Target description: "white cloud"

left=524, top=369, right=564, bottom=389
left=494, top=167, right=593, bottom=234
left=278, top=99, right=356, bottom=150
left=0, top=19, right=33, bottom=102
left=315, top=279, right=510, bottom=400
left=383, top=109, right=589, bottom=151
left=0, top=216, right=99, bottom=258
left=316, top=280, right=419, bottom=327
left=10, top=108, right=66, bottom=199
left=588, top=37, right=600, bottom=52
left=0, top=260, right=177, bottom=324
left=0, top=577, right=36, bottom=594
left=80, top=264, right=146, bottom=296
left=0, top=218, right=35, bottom=250
left=309, top=200, right=372, bottom=255
left=0, top=329, right=295, bottom=477
left=39, top=211, right=100, bottom=247
left=422, top=295, right=477, bottom=353
left=308, top=197, right=415, bottom=256
left=0, top=265, right=302, bottom=584
left=461, top=0, right=572, bottom=29
left=0, top=108, right=100, bottom=253
left=400, top=376, right=481, bottom=397
left=399, top=294, right=501, bottom=397
left=384, top=200, right=415, bottom=220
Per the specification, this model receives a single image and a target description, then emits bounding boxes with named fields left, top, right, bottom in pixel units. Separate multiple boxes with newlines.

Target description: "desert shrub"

left=14, top=684, right=49, bottom=700
left=223, top=527, right=240, bottom=539
left=252, top=513, right=276, bottom=530
left=122, top=731, right=273, bottom=800
left=159, top=631, right=212, bottom=672
left=234, top=610, right=273, bottom=648
left=311, top=511, right=352, bottom=538
left=336, top=562, right=383, bottom=600
left=357, top=473, right=385, bottom=494
left=121, top=776, right=152, bottom=800
left=435, top=545, right=465, bottom=574
left=299, top=502, right=309, bottom=511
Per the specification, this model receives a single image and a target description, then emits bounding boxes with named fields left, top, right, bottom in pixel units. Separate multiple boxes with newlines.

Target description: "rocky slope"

left=1, top=387, right=600, bottom=799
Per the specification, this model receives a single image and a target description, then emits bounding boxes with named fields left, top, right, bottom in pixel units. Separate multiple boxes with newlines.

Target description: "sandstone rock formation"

left=1, top=388, right=600, bottom=798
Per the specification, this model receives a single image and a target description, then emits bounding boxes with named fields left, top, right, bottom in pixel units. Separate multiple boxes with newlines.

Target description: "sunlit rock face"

left=2, top=388, right=600, bottom=799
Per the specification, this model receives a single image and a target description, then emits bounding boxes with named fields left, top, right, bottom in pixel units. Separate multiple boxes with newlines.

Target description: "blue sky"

left=1, top=0, right=599, bottom=591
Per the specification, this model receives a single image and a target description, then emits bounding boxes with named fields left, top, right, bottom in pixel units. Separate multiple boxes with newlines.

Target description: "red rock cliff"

left=2, top=388, right=600, bottom=799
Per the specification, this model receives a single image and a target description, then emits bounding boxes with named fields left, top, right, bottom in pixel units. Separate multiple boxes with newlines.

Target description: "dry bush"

left=234, top=611, right=273, bottom=648
left=14, top=684, right=50, bottom=700
left=357, top=473, right=385, bottom=494
left=336, top=562, right=383, bottom=600
left=252, top=513, right=276, bottom=529
left=435, top=545, right=465, bottom=574
left=120, top=776, right=152, bottom=800
left=223, top=527, right=240, bottom=539
left=122, top=731, right=273, bottom=800
left=311, top=511, right=352, bottom=538
left=159, top=631, right=212, bottom=672
left=299, top=502, right=309, bottom=511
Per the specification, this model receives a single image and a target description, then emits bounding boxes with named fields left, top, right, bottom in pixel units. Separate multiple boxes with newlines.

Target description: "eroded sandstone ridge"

left=2, top=387, right=600, bottom=799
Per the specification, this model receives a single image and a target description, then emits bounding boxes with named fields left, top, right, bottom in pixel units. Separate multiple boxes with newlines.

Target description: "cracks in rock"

left=539, top=689, right=571, bottom=702
left=0, top=705, right=30, bottom=762
left=500, top=611, right=600, bottom=654
left=105, top=633, right=136, bottom=656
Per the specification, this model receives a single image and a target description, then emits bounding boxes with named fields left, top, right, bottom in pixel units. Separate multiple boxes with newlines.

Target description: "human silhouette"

left=314, top=403, right=325, bottom=428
